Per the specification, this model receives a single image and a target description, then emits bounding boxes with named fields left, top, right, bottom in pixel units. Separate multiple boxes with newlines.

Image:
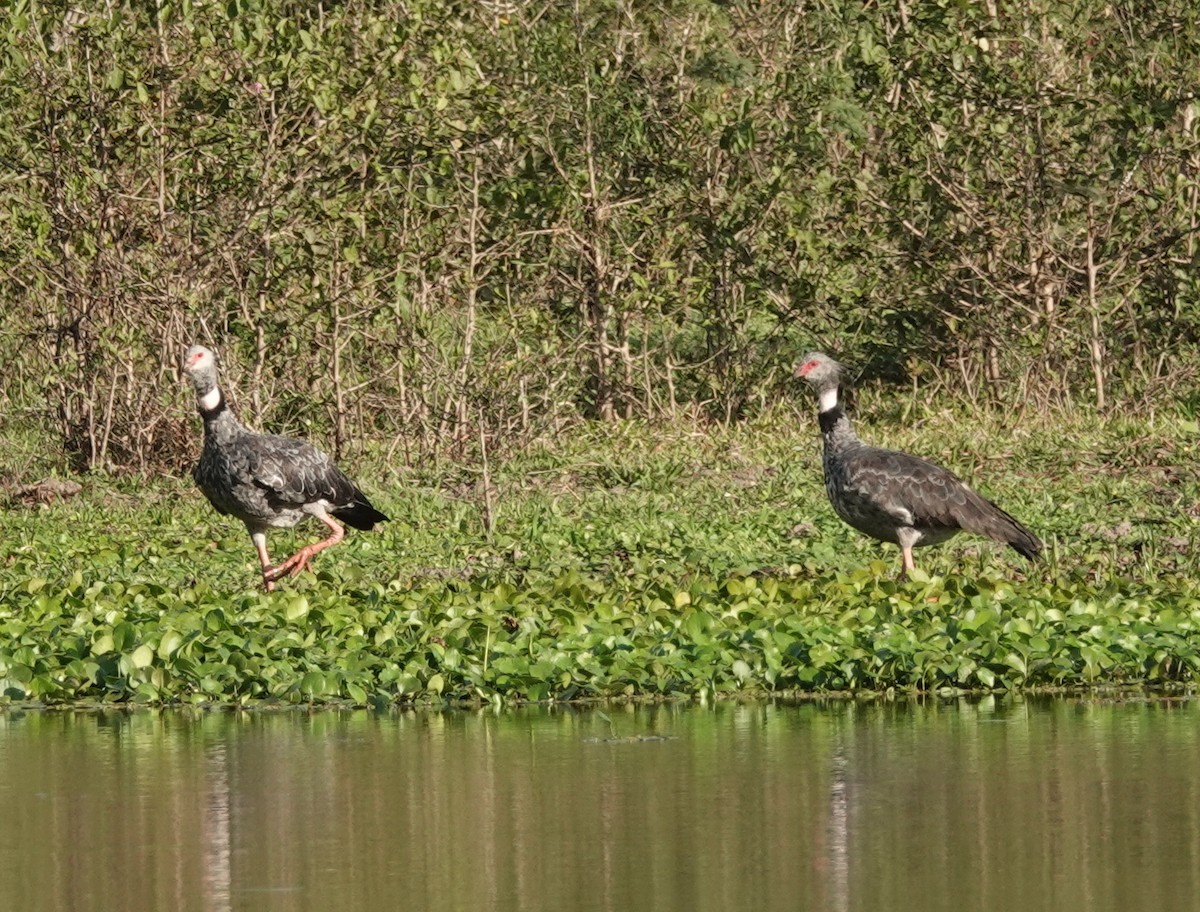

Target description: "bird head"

left=182, top=345, right=219, bottom=395
left=793, top=352, right=844, bottom=392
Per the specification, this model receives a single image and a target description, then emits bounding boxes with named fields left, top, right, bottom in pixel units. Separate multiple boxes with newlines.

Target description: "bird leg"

left=898, top=541, right=917, bottom=581
left=250, top=531, right=276, bottom=592
left=264, top=515, right=345, bottom=582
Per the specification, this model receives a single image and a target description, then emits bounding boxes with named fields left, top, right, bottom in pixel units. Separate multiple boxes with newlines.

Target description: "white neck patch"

left=198, top=387, right=221, bottom=411
left=818, top=387, right=839, bottom=412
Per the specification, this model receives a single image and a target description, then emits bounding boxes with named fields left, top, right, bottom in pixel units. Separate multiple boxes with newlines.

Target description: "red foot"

left=264, top=546, right=319, bottom=582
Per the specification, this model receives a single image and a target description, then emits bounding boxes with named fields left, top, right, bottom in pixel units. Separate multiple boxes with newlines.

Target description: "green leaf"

left=130, top=645, right=154, bottom=669
left=300, top=671, right=328, bottom=696
left=286, top=597, right=310, bottom=621
left=158, top=631, right=184, bottom=659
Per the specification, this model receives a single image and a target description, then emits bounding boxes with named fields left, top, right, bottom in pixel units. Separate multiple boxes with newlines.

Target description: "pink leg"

left=251, top=531, right=276, bottom=592
left=899, top=544, right=915, bottom=581
left=264, top=514, right=345, bottom=582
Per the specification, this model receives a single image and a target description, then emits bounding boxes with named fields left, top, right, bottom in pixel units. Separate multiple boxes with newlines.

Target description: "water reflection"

left=204, top=742, right=231, bottom=912
left=0, top=698, right=1196, bottom=912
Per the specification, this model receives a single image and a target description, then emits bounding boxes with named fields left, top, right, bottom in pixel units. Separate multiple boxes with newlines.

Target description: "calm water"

left=1, top=698, right=1197, bottom=912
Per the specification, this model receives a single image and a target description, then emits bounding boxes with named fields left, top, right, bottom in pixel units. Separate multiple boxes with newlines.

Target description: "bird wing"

left=841, top=444, right=1038, bottom=556
left=840, top=446, right=977, bottom=531
left=241, top=433, right=359, bottom=510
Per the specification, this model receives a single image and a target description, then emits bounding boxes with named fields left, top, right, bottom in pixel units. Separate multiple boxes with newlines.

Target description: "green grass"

left=2, top=406, right=1200, bottom=706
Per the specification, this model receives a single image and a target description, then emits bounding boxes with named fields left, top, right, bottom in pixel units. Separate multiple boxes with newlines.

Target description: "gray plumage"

left=795, top=352, right=1041, bottom=575
left=182, top=345, right=386, bottom=590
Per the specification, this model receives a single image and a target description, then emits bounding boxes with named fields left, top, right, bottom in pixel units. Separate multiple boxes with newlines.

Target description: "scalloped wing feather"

left=246, top=434, right=360, bottom=509
left=838, top=445, right=1040, bottom=556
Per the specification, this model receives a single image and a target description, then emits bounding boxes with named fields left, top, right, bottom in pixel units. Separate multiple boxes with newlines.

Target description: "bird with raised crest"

left=181, top=345, right=388, bottom=591
left=794, top=351, right=1041, bottom=577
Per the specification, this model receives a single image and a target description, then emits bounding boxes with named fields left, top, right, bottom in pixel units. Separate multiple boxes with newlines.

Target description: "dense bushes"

left=1, top=0, right=1198, bottom=473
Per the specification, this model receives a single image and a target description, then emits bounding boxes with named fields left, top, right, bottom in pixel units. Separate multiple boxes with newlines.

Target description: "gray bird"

left=794, top=352, right=1041, bottom=577
left=181, top=345, right=387, bottom=591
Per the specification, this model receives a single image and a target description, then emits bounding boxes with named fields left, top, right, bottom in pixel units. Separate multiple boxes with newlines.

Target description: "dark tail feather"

left=334, top=496, right=388, bottom=531
left=1004, top=521, right=1042, bottom=561
left=959, top=494, right=1042, bottom=561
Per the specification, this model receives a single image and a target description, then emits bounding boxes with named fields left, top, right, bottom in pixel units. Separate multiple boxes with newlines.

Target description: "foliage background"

left=1, top=0, right=1199, bottom=477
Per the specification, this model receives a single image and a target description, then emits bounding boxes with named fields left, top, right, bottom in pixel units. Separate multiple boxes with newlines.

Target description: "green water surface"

left=1, top=697, right=1196, bottom=912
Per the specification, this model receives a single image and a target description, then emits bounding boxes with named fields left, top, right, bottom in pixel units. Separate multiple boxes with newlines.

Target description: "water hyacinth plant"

left=1, top=412, right=1199, bottom=706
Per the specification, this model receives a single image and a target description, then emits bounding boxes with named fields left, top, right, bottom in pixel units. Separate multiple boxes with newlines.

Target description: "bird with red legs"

left=182, top=345, right=387, bottom=591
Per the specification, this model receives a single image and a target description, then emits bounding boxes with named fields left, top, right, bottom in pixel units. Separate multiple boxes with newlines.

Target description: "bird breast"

left=823, top=459, right=900, bottom=544
left=195, top=441, right=306, bottom=530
